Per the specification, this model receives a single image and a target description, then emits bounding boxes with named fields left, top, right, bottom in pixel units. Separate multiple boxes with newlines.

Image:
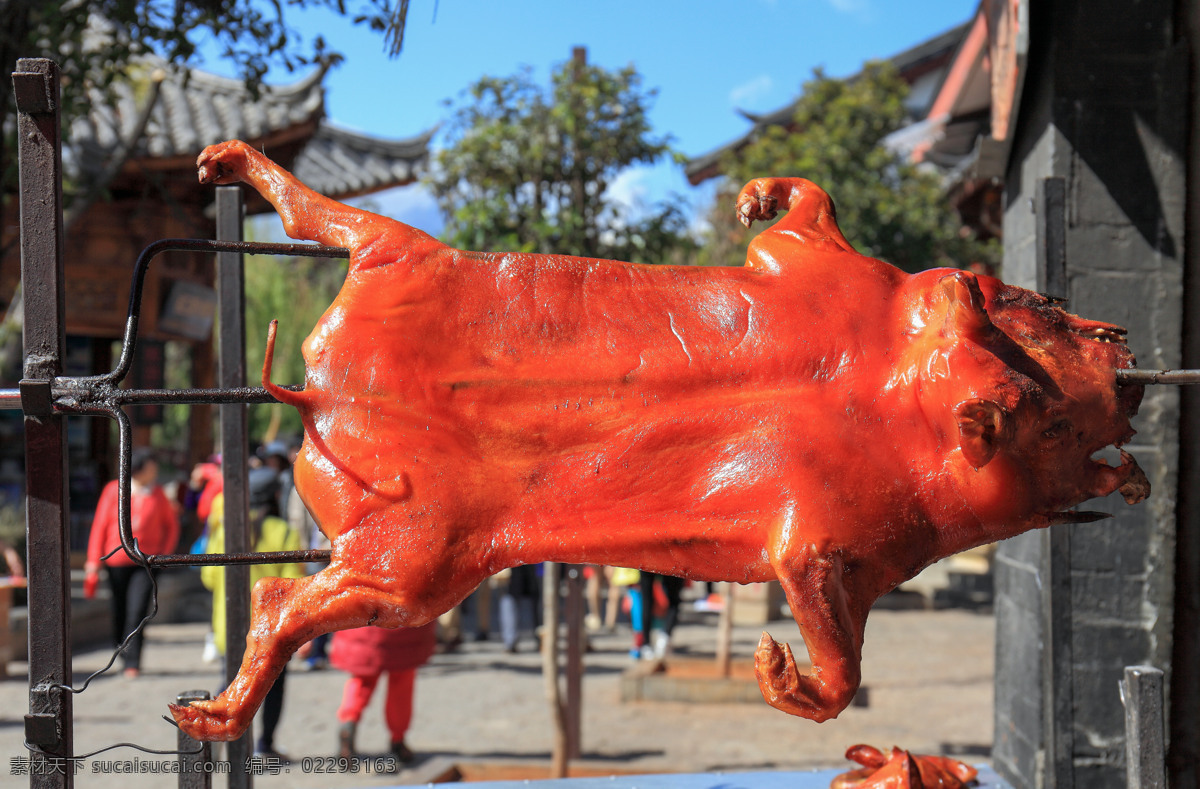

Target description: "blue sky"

left=211, top=0, right=979, bottom=237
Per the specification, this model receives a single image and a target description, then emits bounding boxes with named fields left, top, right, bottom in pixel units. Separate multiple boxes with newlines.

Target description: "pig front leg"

left=756, top=543, right=866, bottom=722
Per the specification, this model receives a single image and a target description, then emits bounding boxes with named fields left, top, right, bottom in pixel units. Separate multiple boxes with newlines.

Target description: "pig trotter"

left=198, top=138, right=430, bottom=254
left=754, top=632, right=852, bottom=722
left=896, top=753, right=922, bottom=787
left=196, top=140, right=251, bottom=185
left=737, top=177, right=857, bottom=257
left=169, top=698, right=247, bottom=742
left=737, top=187, right=778, bottom=228
left=754, top=633, right=807, bottom=708
left=757, top=545, right=863, bottom=722
left=844, top=744, right=888, bottom=769
left=170, top=574, right=322, bottom=741
left=833, top=744, right=979, bottom=788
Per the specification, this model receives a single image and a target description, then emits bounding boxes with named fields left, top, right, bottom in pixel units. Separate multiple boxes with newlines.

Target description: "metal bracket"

left=176, top=691, right=213, bottom=788
left=12, top=67, right=54, bottom=114
left=19, top=378, right=53, bottom=417
left=24, top=712, right=61, bottom=751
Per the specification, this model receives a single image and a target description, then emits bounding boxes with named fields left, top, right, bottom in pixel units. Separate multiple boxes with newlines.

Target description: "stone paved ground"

left=1, top=599, right=994, bottom=788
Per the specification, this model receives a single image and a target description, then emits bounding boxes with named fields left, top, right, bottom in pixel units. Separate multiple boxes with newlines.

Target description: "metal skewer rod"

left=0, top=384, right=300, bottom=410
left=1116, top=369, right=1200, bottom=385
left=0, top=368, right=1194, bottom=411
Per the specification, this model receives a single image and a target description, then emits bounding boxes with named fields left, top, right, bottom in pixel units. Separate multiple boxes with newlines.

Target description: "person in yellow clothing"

left=202, top=466, right=303, bottom=761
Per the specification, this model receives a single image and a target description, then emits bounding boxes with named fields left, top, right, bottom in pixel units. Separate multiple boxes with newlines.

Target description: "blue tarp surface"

left=374, top=766, right=1011, bottom=789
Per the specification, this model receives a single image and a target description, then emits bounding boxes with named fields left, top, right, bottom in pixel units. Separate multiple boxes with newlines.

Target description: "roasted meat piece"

left=171, top=140, right=1148, bottom=741
left=832, top=744, right=978, bottom=788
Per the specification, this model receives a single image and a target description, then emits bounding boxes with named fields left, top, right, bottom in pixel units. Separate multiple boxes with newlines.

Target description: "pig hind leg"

left=170, top=557, right=468, bottom=742
left=196, top=139, right=438, bottom=259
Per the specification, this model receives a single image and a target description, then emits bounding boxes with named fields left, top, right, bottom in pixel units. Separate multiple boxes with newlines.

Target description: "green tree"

left=428, top=53, right=696, bottom=264
left=697, top=61, right=999, bottom=273
left=0, top=1, right=411, bottom=218
left=244, top=253, right=348, bottom=444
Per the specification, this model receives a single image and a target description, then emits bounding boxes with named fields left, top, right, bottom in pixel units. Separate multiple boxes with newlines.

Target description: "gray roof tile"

left=293, top=122, right=432, bottom=198
left=66, top=56, right=427, bottom=199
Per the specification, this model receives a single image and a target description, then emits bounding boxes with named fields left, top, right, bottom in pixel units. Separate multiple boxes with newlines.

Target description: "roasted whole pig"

left=171, top=140, right=1149, bottom=740
left=831, top=744, right=978, bottom=788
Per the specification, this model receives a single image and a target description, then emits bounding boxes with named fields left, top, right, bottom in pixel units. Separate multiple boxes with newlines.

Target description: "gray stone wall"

left=992, top=1, right=1186, bottom=787
left=992, top=531, right=1046, bottom=787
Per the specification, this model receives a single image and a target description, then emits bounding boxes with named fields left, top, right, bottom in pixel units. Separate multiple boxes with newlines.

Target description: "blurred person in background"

left=183, top=456, right=223, bottom=550
left=259, top=441, right=293, bottom=513
left=0, top=538, right=23, bottom=579
left=183, top=455, right=224, bottom=662
left=84, top=447, right=179, bottom=678
left=499, top=563, right=542, bottom=653
left=332, top=620, right=437, bottom=766
left=637, top=572, right=685, bottom=660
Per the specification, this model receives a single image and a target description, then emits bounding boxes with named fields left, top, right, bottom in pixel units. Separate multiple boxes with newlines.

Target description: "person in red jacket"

left=84, top=447, right=180, bottom=678
left=332, top=621, right=437, bottom=765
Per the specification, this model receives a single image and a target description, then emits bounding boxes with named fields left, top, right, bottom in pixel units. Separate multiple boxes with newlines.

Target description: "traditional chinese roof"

left=877, top=7, right=1009, bottom=241
left=882, top=12, right=991, bottom=165
left=684, top=21, right=971, bottom=185
left=294, top=122, right=433, bottom=200
left=70, top=63, right=324, bottom=164
left=66, top=57, right=427, bottom=204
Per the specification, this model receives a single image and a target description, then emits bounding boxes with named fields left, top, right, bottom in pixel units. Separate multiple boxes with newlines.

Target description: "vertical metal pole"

left=715, top=582, right=733, bottom=678
left=1042, top=525, right=1074, bottom=789
left=1121, top=666, right=1166, bottom=789
left=14, top=58, right=73, bottom=789
left=177, top=690, right=214, bottom=789
left=1038, top=176, right=1073, bottom=789
left=542, top=562, right=566, bottom=777
left=564, top=566, right=584, bottom=761
left=216, top=186, right=253, bottom=787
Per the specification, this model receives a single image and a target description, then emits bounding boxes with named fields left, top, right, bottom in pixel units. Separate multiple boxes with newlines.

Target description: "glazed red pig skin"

left=170, top=140, right=1147, bottom=742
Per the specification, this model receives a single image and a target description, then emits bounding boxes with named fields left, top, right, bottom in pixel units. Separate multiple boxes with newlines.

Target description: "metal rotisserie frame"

left=13, top=58, right=343, bottom=788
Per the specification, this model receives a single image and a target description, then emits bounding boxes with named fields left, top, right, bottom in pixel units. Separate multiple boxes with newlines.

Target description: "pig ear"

left=941, top=271, right=992, bottom=336
left=955, top=398, right=1005, bottom=469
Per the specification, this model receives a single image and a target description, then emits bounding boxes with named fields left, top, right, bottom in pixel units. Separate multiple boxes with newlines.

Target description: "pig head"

left=897, top=268, right=1148, bottom=538
left=171, top=143, right=1147, bottom=741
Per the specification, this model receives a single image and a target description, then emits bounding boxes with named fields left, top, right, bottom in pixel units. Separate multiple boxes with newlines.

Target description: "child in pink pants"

left=331, top=621, right=437, bottom=764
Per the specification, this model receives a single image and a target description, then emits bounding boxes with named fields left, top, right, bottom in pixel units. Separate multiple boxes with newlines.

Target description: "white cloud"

left=601, top=165, right=719, bottom=250
left=729, top=75, right=774, bottom=111
left=605, top=168, right=652, bottom=217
